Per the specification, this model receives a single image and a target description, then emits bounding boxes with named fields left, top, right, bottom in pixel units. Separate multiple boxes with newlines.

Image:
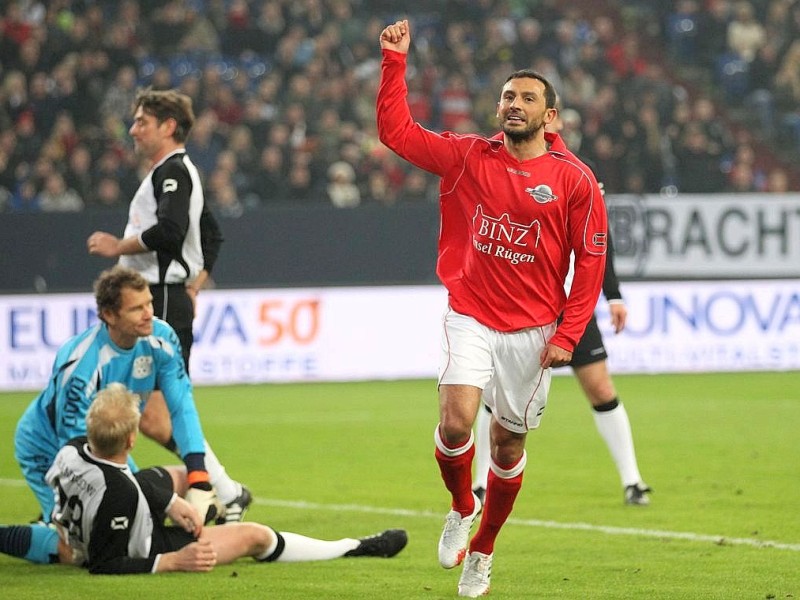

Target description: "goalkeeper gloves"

left=185, top=479, right=224, bottom=525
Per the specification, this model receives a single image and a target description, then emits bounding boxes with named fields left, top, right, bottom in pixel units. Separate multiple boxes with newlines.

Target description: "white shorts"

left=438, top=308, right=556, bottom=433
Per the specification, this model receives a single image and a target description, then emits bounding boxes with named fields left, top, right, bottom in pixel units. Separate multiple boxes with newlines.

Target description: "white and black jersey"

left=45, top=438, right=183, bottom=574
left=120, top=150, right=206, bottom=285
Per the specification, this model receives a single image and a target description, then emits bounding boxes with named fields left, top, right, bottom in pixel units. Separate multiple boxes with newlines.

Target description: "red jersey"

left=377, top=50, right=607, bottom=351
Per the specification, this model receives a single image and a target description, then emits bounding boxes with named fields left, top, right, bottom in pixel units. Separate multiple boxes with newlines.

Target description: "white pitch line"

left=256, top=497, right=800, bottom=552
left=2, top=478, right=797, bottom=552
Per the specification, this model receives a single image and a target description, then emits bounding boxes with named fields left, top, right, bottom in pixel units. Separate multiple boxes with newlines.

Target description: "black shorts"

left=135, top=467, right=196, bottom=554
left=150, top=283, right=194, bottom=368
left=568, top=314, right=608, bottom=368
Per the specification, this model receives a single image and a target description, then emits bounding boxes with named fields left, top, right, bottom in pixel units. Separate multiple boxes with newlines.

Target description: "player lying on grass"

left=0, top=383, right=408, bottom=573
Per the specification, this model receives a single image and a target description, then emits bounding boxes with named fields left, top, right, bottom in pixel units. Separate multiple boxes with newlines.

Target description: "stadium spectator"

left=325, top=160, right=361, bottom=208
left=38, top=170, right=83, bottom=212
left=697, top=0, right=733, bottom=69
left=2, top=383, right=408, bottom=571
left=377, top=20, right=606, bottom=598
left=252, top=144, right=289, bottom=204
left=774, top=39, right=800, bottom=152
left=26, top=71, right=58, bottom=137
left=727, top=1, right=766, bottom=63
left=93, top=176, right=125, bottom=209
left=179, top=3, right=221, bottom=54
left=285, top=157, right=317, bottom=202
left=0, top=0, right=797, bottom=206
left=184, top=108, right=224, bottom=176
left=726, top=160, right=759, bottom=192
left=764, top=166, right=790, bottom=192
left=99, top=64, right=139, bottom=121
left=673, top=123, right=727, bottom=193
left=9, top=177, right=40, bottom=212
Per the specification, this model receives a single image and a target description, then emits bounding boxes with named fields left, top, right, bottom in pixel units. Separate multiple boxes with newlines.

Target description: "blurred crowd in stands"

left=0, top=0, right=797, bottom=216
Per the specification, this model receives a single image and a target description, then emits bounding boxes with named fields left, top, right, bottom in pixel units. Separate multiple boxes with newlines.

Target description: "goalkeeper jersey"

left=15, top=318, right=206, bottom=472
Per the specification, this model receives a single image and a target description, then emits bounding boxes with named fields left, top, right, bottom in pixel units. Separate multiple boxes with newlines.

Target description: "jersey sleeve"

left=377, top=49, right=466, bottom=177
left=86, top=478, right=156, bottom=574
left=140, top=159, right=192, bottom=256
left=50, top=366, right=97, bottom=448
left=199, top=204, right=224, bottom=273
left=601, top=229, right=622, bottom=302
left=551, top=170, right=607, bottom=351
left=153, top=324, right=206, bottom=459
left=134, top=468, right=177, bottom=514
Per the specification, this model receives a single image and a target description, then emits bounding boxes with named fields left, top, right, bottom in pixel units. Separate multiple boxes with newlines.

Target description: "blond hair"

left=86, top=383, right=141, bottom=457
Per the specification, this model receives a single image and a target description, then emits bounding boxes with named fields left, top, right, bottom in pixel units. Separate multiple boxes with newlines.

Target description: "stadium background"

left=1, top=0, right=798, bottom=387
left=0, top=4, right=799, bottom=598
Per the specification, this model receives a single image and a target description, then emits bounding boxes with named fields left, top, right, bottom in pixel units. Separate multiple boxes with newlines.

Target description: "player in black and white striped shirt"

left=1, top=383, right=407, bottom=573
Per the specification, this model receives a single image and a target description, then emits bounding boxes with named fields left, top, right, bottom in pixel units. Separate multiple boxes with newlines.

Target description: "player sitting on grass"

left=0, top=383, right=407, bottom=573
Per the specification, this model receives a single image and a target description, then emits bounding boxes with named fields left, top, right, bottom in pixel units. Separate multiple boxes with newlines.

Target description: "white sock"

left=473, top=407, right=491, bottom=490
left=260, top=531, right=359, bottom=562
left=204, top=440, right=240, bottom=504
left=592, top=402, right=643, bottom=487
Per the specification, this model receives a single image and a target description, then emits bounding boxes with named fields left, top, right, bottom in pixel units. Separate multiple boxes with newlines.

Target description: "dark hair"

left=133, top=88, right=195, bottom=142
left=504, top=70, right=557, bottom=109
left=94, top=266, right=149, bottom=320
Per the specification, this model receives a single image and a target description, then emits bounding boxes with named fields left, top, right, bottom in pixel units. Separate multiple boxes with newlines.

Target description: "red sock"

left=469, top=465, right=524, bottom=555
left=435, top=436, right=476, bottom=517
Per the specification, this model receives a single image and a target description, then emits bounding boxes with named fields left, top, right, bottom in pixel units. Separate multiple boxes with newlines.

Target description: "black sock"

left=257, top=532, right=286, bottom=562
left=593, top=398, right=619, bottom=413
left=163, top=436, right=179, bottom=454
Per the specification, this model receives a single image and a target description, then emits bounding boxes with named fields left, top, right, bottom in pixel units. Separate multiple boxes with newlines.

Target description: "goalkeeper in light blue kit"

left=13, top=266, right=220, bottom=564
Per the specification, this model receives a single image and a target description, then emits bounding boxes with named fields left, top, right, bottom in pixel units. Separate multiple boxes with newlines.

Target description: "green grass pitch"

left=1, top=371, right=798, bottom=599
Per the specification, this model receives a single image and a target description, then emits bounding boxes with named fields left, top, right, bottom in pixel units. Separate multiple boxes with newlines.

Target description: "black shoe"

left=216, top=485, right=253, bottom=524
left=472, top=486, right=486, bottom=509
left=344, top=529, right=408, bottom=558
left=624, top=483, right=652, bottom=506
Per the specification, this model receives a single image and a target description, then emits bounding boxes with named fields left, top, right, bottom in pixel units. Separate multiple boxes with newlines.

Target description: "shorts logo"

left=133, top=356, right=153, bottom=379
left=500, top=415, right=524, bottom=428
left=525, top=184, right=558, bottom=204
left=163, top=179, right=178, bottom=193
left=111, top=516, right=129, bottom=530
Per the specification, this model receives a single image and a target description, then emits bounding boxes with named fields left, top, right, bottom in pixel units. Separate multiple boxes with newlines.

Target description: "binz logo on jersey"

left=472, top=206, right=540, bottom=265
left=111, top=516, right=129, bottom=530
left=163, top=178, right=178, bottom=193
left=133, top=356, right=153, bottom=379
left=525, top=184, right=558, bottom=204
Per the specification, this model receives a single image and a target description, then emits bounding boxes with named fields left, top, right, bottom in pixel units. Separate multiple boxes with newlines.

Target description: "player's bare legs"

left=575, top=361, right=649, bottom=503
left=201, top=522, right=275, bottom=563
left=139, top=391, right=173, bottom=443
left=200, top=522, right=407, bottom=565
left=573, top=360, right=616, bottom=406
left=140, top=392, right=250, bottom=514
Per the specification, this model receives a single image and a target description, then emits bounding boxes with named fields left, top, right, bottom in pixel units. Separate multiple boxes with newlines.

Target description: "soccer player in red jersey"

left=378, top=19, right=607, bottom=597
